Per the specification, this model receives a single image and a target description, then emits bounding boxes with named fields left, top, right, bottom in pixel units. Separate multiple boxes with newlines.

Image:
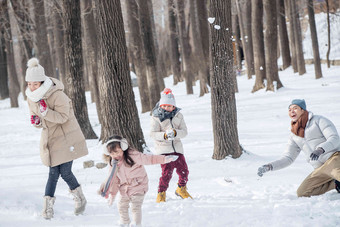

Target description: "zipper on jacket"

left=170, top=118, right=177, bottom=153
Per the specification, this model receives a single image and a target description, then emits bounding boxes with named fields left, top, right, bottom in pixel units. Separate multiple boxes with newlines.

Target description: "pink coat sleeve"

left=130, top=150, right=166, bottom=165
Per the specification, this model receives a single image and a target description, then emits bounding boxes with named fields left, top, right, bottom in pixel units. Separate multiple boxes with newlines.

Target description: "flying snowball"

left=208, top=17, right=215, bottom=24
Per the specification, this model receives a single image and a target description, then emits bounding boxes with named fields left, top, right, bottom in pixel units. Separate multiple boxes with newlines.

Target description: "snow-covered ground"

left=1, top=62, right=340, bottom=226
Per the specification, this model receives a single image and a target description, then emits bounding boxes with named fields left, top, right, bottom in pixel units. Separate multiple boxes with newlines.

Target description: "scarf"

left=152, top=102, right=180, bottom=122
left=291, top=110, right=309, bottom=138
left=101, top=159, right=118, bottom=197
left=25, top=78, right=53, bottom=102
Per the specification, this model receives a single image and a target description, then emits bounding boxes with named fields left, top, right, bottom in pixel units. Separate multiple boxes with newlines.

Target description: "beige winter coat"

left=27, top=78, right=88, bottom=167
left=150, top=111, right=188, bottom=155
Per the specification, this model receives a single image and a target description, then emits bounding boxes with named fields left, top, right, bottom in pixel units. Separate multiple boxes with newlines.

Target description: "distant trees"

left=264, top=0, right=283, bottom=91
left=0, top=0, right=336, bottom=153
left=307, top=0, right=322, bottom=79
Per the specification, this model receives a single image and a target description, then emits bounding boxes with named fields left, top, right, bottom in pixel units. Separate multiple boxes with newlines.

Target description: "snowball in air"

left=208, top=17, right=215, bottom=24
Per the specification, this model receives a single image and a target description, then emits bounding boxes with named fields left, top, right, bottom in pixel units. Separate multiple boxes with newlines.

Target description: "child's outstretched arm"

left=130, top=150, right=176, bottom=165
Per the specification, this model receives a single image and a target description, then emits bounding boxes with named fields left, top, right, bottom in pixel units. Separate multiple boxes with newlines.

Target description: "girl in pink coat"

left=99, top=135, right=177, bottom=227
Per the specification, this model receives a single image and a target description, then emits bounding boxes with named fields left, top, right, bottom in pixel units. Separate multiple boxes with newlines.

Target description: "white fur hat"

left=25, top=58, right=47, bottom=82
left=159, top=88, right=176, bottom=107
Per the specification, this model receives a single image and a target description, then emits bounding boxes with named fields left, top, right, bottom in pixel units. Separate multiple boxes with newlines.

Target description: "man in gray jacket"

left=257, top=99, right=340, bottom=197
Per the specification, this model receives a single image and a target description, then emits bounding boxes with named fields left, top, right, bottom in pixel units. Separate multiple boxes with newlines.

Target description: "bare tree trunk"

left=51, top=2, right=66, bottom=86
left=96, top=0, right=145, bottom=151
left=1, top=0, right=20, bottom=107
left=0, top=33, right=9, bottom=100
left=138, top=0, right=161, bottom=109
left=325, top=0, right=331, bottom=68
left=277, top=0, right=291, bottom=70
left=44, top=3, right=56, bottom=79
left=189, top=0, right=209, bottom=97
left=210, top=0, right=242, bottom=160
left=251, top=0, right=265, bottom=93
left=291, top=0, right=306, bottom=75
left=81, top=0, right=103, bottom=124
left=63, top=0, right=97, bottom=139
left=32, top=0, right=54, bottom=78
left=125, top=0, right=151, bottom=113
left=264, top=0, right=283, bottom=91
left=231, top=0, right=242, bottom=72
left=285, top=0, right=297, bottom=73
left=197, top=0, right=210, bottom=87
left=167, top=0, right=182, bottom=85
left=148, top=1, right=165, bottom=91
left=236, top=0, right=255, bottom=79
left=176, top=0, right=194, bottom=94
left=307, top=0, right=322, bottom=79
left=10, top=0, right=33, bottom=100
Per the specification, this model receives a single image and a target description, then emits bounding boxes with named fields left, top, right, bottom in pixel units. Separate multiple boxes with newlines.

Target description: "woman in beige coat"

left=25, top=58, right=88, bottom=219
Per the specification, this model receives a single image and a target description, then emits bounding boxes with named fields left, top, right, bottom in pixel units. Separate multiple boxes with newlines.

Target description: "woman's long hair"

left=104, top=135, right=135, bottom=167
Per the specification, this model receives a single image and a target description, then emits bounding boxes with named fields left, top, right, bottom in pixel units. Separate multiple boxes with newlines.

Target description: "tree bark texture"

left=210, top=0, right=242, bottom=160
left=81, top=0, right=103, bottom=124
left=51, top=2, right=66, bottom=86
left=138, top=0, right=161, bottom=109
left=263, top=0, right=283, bottom=91
left=196, top=0, right=211, bottom=87
left=96, top=0, right=145, bottom=151
left=176, top=0, right=193, bottom=94
left=326, top=0, right=331, bottom=68
left=32, top=0, right=54, bottom=78
left=251, top=0, right=265, bottom=93
left=276, top=0, right=291, bottom=70
left=0, top=33, right=9, bottom=100
left=285, top=0, right=297, bottom=73
left=236, top=0, right=255, bottom=79
left=147, top=0, right=165, bottom=91
left=63, top=0, right=97, bottom=139
left=10, top=0, right=33, bottom=99
left=1, top=0, right=20, bottom=107
left=126, top=0, right=151, bottom=113
left=290, top=0, right=306, bottom=75
left=307, top=0, right=322, bottom=79
left=231, top=1, right=242, bottom=72
left=167, top=0, right=182, bottom=85
left=189, top=0, right=209, bottom=97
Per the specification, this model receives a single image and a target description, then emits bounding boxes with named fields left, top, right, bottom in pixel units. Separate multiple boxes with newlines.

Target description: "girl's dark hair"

left=106, top=135, right=135, bottom=167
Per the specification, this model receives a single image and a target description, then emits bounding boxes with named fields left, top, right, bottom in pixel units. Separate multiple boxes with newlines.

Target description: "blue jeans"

left=45, top=161, right=80, bottom=197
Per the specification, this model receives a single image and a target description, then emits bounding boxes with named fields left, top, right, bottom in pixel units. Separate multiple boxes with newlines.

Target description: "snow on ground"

left=1, top=63, right=340, bottom=226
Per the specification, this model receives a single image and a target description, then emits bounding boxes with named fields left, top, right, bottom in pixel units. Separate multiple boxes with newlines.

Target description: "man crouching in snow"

left=257, top=99, right=340, bottom=197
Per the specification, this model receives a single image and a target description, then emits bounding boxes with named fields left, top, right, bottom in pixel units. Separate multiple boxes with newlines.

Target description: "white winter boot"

left=70, top=185, right=87, bottom=215
left=42, top=196, right=56, bottom=219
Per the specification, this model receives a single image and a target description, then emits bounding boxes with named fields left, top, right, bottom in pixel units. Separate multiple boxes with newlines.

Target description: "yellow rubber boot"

left=156, top=191, right=166, bottom=203
left=175, top=185, right=193, bottom=199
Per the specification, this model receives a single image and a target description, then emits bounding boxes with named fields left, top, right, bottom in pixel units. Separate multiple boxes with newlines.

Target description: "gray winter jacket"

left=270, top=112, right=340, bottom=170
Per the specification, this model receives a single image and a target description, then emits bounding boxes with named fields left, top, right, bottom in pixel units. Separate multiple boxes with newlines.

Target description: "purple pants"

left=158, top=153, right=189, bottom=192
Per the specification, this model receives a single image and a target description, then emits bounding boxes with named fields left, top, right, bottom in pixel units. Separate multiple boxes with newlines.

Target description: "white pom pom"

left=27, top=58, right=39, bottom=68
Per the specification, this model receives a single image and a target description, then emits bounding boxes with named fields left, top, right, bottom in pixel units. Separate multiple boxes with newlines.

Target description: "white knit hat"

left=159, top=88, right=176, bottom=107
left=25, top=58, right=47, bottom=82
